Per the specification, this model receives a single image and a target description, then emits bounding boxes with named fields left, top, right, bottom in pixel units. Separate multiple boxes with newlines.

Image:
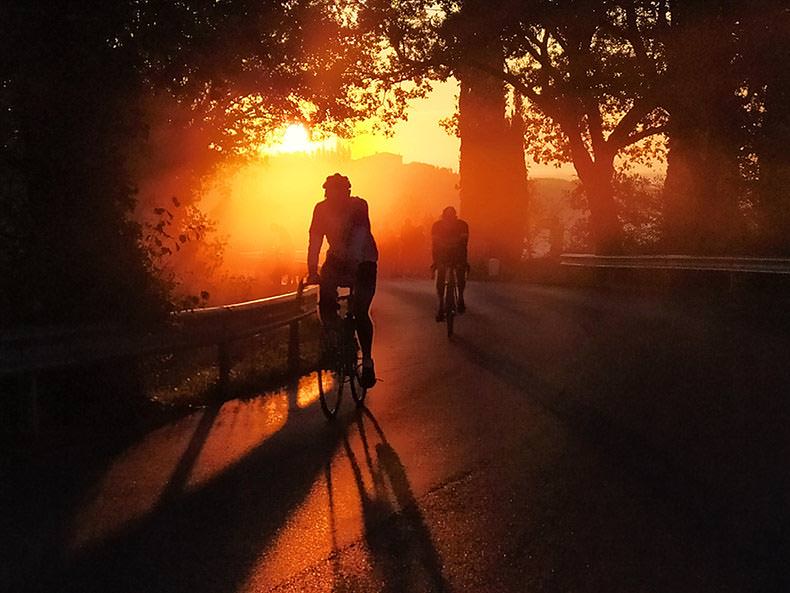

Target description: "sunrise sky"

left=352, top=79, right=576, bottom=178
left=348, top=80, right=460, bottom=170
left=264, top=78, right=576, bottom=178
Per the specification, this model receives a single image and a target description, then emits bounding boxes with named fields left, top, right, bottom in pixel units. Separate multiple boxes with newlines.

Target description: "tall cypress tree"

left=454, top=1, right=529, bottom=267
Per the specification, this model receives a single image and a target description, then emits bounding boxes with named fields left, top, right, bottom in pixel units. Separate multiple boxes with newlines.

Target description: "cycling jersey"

left=432, top=217, right=469, bottom=266
left=308, top=196, right=378, bottom=275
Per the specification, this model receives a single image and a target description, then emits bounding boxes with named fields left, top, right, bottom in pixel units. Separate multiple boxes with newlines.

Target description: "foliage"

left=349, top=0, right=789, bottom=254
left=2, top=0, right=438, bottom=328
left=613, top=172, right=663, bottom=250
left=351, top=0, right=674, bottom=252
left=141, top=195, right=224, bottom=309
left=1, top=2, right=169, bottom=327
left=130, top=0, right=432, bottom=150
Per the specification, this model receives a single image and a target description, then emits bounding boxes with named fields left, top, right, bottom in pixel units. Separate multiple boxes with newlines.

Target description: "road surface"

left=3, top=280, right=789, bottom=592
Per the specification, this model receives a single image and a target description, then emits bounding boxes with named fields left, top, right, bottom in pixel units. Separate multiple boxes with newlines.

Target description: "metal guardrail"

left=560, top=254, right=790, bottom=275
left=1, top=285, right=318, bottom=434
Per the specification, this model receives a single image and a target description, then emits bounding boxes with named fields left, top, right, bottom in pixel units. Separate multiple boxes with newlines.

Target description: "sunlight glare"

left=260, top=123, right=337, bottom=156
left=282, top=124, right=310, bottom=152
left=296, top=372, right=323, bottom=408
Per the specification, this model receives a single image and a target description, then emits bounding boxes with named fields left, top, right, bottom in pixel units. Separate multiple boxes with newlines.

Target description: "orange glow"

left=278, top=124, right=311, bottom=153
left=185, top=394, right=289, bottom=491
left=296, top=372, right=325, bottom=408
left=197, top=145, right=461, bottom=297
left=139, top=80, right=465, bottom=304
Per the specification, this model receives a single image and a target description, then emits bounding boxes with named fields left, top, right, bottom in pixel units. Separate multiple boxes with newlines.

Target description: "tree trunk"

left=577, top=158, right=622, bottom=255
left=458, top=65, right=528, bottom=268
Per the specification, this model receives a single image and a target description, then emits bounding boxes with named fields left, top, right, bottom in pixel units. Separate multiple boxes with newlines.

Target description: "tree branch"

left=622, top=124, right=668, bottom=147
left=623, top=1, right=656, bottom=76
left=522, top=27, right=551, bottom=68
left=583, top=95, right=606, bottom=157
left=607, top=98, right=655, bottom=148
left=462, top=57, right=559, bottom=120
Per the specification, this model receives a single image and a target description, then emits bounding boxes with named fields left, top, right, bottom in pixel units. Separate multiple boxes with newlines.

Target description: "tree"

left=360, top=0, right=670, bottom=254
left=453, top=3, right=529, bottom=266
left=1, top=0, right=423, bottom=327
left=742, top=1, right=790, bottom=254
left=657, top=0, right=790, bottom=255
left=1, top=2, right=166, bottom=327
left=659, top=0, right=747, bottom=254
left=134, top=0, right=430, bottom=153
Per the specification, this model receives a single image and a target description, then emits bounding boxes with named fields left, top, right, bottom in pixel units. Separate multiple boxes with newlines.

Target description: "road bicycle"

left=316, top=286, right=367, bottom=419
left=441, top=264, right=464, bottom=338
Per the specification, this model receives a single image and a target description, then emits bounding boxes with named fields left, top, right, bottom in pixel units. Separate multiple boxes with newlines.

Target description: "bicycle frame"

left=317, top=286, right=367, bottom=418
left=442, top=264, right=463, bottom=338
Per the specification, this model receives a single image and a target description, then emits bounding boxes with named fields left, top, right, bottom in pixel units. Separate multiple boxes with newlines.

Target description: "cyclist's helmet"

left=442, top=206, right=457, bottom=220
left=322, top=173, right=351, bottom=191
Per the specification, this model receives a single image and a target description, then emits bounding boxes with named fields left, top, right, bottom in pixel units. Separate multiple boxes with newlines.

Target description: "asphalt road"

left=4, top=280, right=789, bottom=592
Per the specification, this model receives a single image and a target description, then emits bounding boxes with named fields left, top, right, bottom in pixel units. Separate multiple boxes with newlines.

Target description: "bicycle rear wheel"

left=318, top=331, right=346, bottom=419
left=349, top=337, right=367, bottom=405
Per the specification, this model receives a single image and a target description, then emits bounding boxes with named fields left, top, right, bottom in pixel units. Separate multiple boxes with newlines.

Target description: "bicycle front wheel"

left=349, top=338, right=367, bottom=405
left=318, top=354, right=348, bottom=419
left=446, top=271, right=456, bottom=338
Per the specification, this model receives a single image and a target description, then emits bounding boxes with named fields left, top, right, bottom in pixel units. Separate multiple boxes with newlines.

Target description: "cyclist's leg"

left=354, top=261, right=377, bottom=387
left=353, top=262, right=377, bottom=358
left=457, top=260, right=467, bottom=312
left=318, top=264, right=341, bottom=329
left=435, top=264, right=447, bottom=320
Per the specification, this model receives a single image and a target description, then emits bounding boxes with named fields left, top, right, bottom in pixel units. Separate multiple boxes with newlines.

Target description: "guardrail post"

left=287, top=320, right=300, bottom=373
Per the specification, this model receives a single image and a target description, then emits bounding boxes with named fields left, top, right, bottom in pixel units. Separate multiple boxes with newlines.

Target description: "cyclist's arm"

left=349, top=198, right=377, bottom=263
left=352, top=197, right=372, bottom=232
left=307, top=204, right=324, bottom=277
left=458, top=220, right=470, bottom=265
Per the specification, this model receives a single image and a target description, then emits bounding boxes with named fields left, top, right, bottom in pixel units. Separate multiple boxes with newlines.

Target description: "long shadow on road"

left=23, top=395, right=351, bottom=593
left=331, top=408, right=449, bottom=593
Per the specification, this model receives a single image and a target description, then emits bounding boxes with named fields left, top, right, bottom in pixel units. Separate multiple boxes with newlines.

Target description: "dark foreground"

left=2, top=280, right=788, bottom=592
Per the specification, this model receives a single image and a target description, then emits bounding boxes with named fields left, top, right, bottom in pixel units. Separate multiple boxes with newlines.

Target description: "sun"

left=280, top=124, right=311, bottom=153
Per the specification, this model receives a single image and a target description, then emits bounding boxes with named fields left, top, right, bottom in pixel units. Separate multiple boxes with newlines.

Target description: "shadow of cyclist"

left=334, top=407, right=449, bottom=593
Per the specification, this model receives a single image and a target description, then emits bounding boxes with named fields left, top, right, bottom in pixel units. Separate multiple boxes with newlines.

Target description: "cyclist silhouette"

left=431, top=206, right=469, bottom=322
left=306, top=173, right=378, bottom=388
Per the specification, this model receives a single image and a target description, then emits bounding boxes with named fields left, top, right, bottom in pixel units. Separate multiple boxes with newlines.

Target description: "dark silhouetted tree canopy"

left=0, top=0, right=423, bottom=328
left=2, top=0, right=789, bottom=332
left=355, top=0, right=790, bottom=255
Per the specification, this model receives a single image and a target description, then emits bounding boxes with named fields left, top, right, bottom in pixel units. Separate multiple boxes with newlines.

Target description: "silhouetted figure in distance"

left=431, top=206, right=469, bottom=322
left=307, top=173, right=379, bottom=388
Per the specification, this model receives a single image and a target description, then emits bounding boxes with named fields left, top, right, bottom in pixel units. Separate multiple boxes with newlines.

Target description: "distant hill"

left=347, top=153, right=459, bottom=231
left=529, top=177, right=578, bottom=202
